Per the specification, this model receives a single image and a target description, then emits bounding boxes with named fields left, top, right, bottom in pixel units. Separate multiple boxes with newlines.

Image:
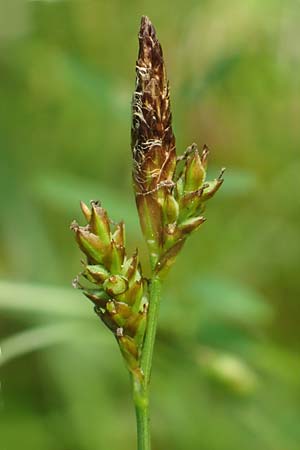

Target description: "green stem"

left=132, top=276, right=162, bottom=450
left=141, top=276, right=162, bottom=386
left=132, top=376, right=150, bottom=450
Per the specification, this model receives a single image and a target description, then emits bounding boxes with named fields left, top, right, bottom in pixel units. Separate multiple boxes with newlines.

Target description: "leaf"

left=0, top=280, right=90, bottom=318
left=0, top=322, right=107, bottom=367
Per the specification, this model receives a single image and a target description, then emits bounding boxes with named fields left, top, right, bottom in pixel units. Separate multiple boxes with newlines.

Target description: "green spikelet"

left=71, top=201, right=148, bottom=377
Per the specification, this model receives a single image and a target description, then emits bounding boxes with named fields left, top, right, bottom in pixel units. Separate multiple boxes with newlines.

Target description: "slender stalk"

left=135, top=402, right=150, bottom=450
left=132, top=376, right=150, bottom=450
left=132, top=275, right=162, bottom=450
left=141, top=276, right=162, bottom=386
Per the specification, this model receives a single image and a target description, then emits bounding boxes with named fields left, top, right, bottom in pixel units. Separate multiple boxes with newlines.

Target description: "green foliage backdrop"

left=1, top=1, right=299, bottom=449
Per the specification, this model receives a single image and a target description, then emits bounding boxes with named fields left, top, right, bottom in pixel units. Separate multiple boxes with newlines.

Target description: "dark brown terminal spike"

left=132, top=16, right=176, bottom=194
left=131, top=16, right=224, bottom=273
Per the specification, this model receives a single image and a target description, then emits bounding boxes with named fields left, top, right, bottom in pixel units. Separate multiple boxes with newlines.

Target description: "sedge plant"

left=71, top=16, right=224, bottom=450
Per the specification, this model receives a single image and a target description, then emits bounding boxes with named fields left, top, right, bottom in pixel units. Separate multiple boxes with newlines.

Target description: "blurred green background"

left=1, top=1, right=300, bottom=449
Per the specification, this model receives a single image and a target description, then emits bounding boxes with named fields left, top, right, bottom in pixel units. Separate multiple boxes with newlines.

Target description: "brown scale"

left=132, top=16, right=176, bottom=195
